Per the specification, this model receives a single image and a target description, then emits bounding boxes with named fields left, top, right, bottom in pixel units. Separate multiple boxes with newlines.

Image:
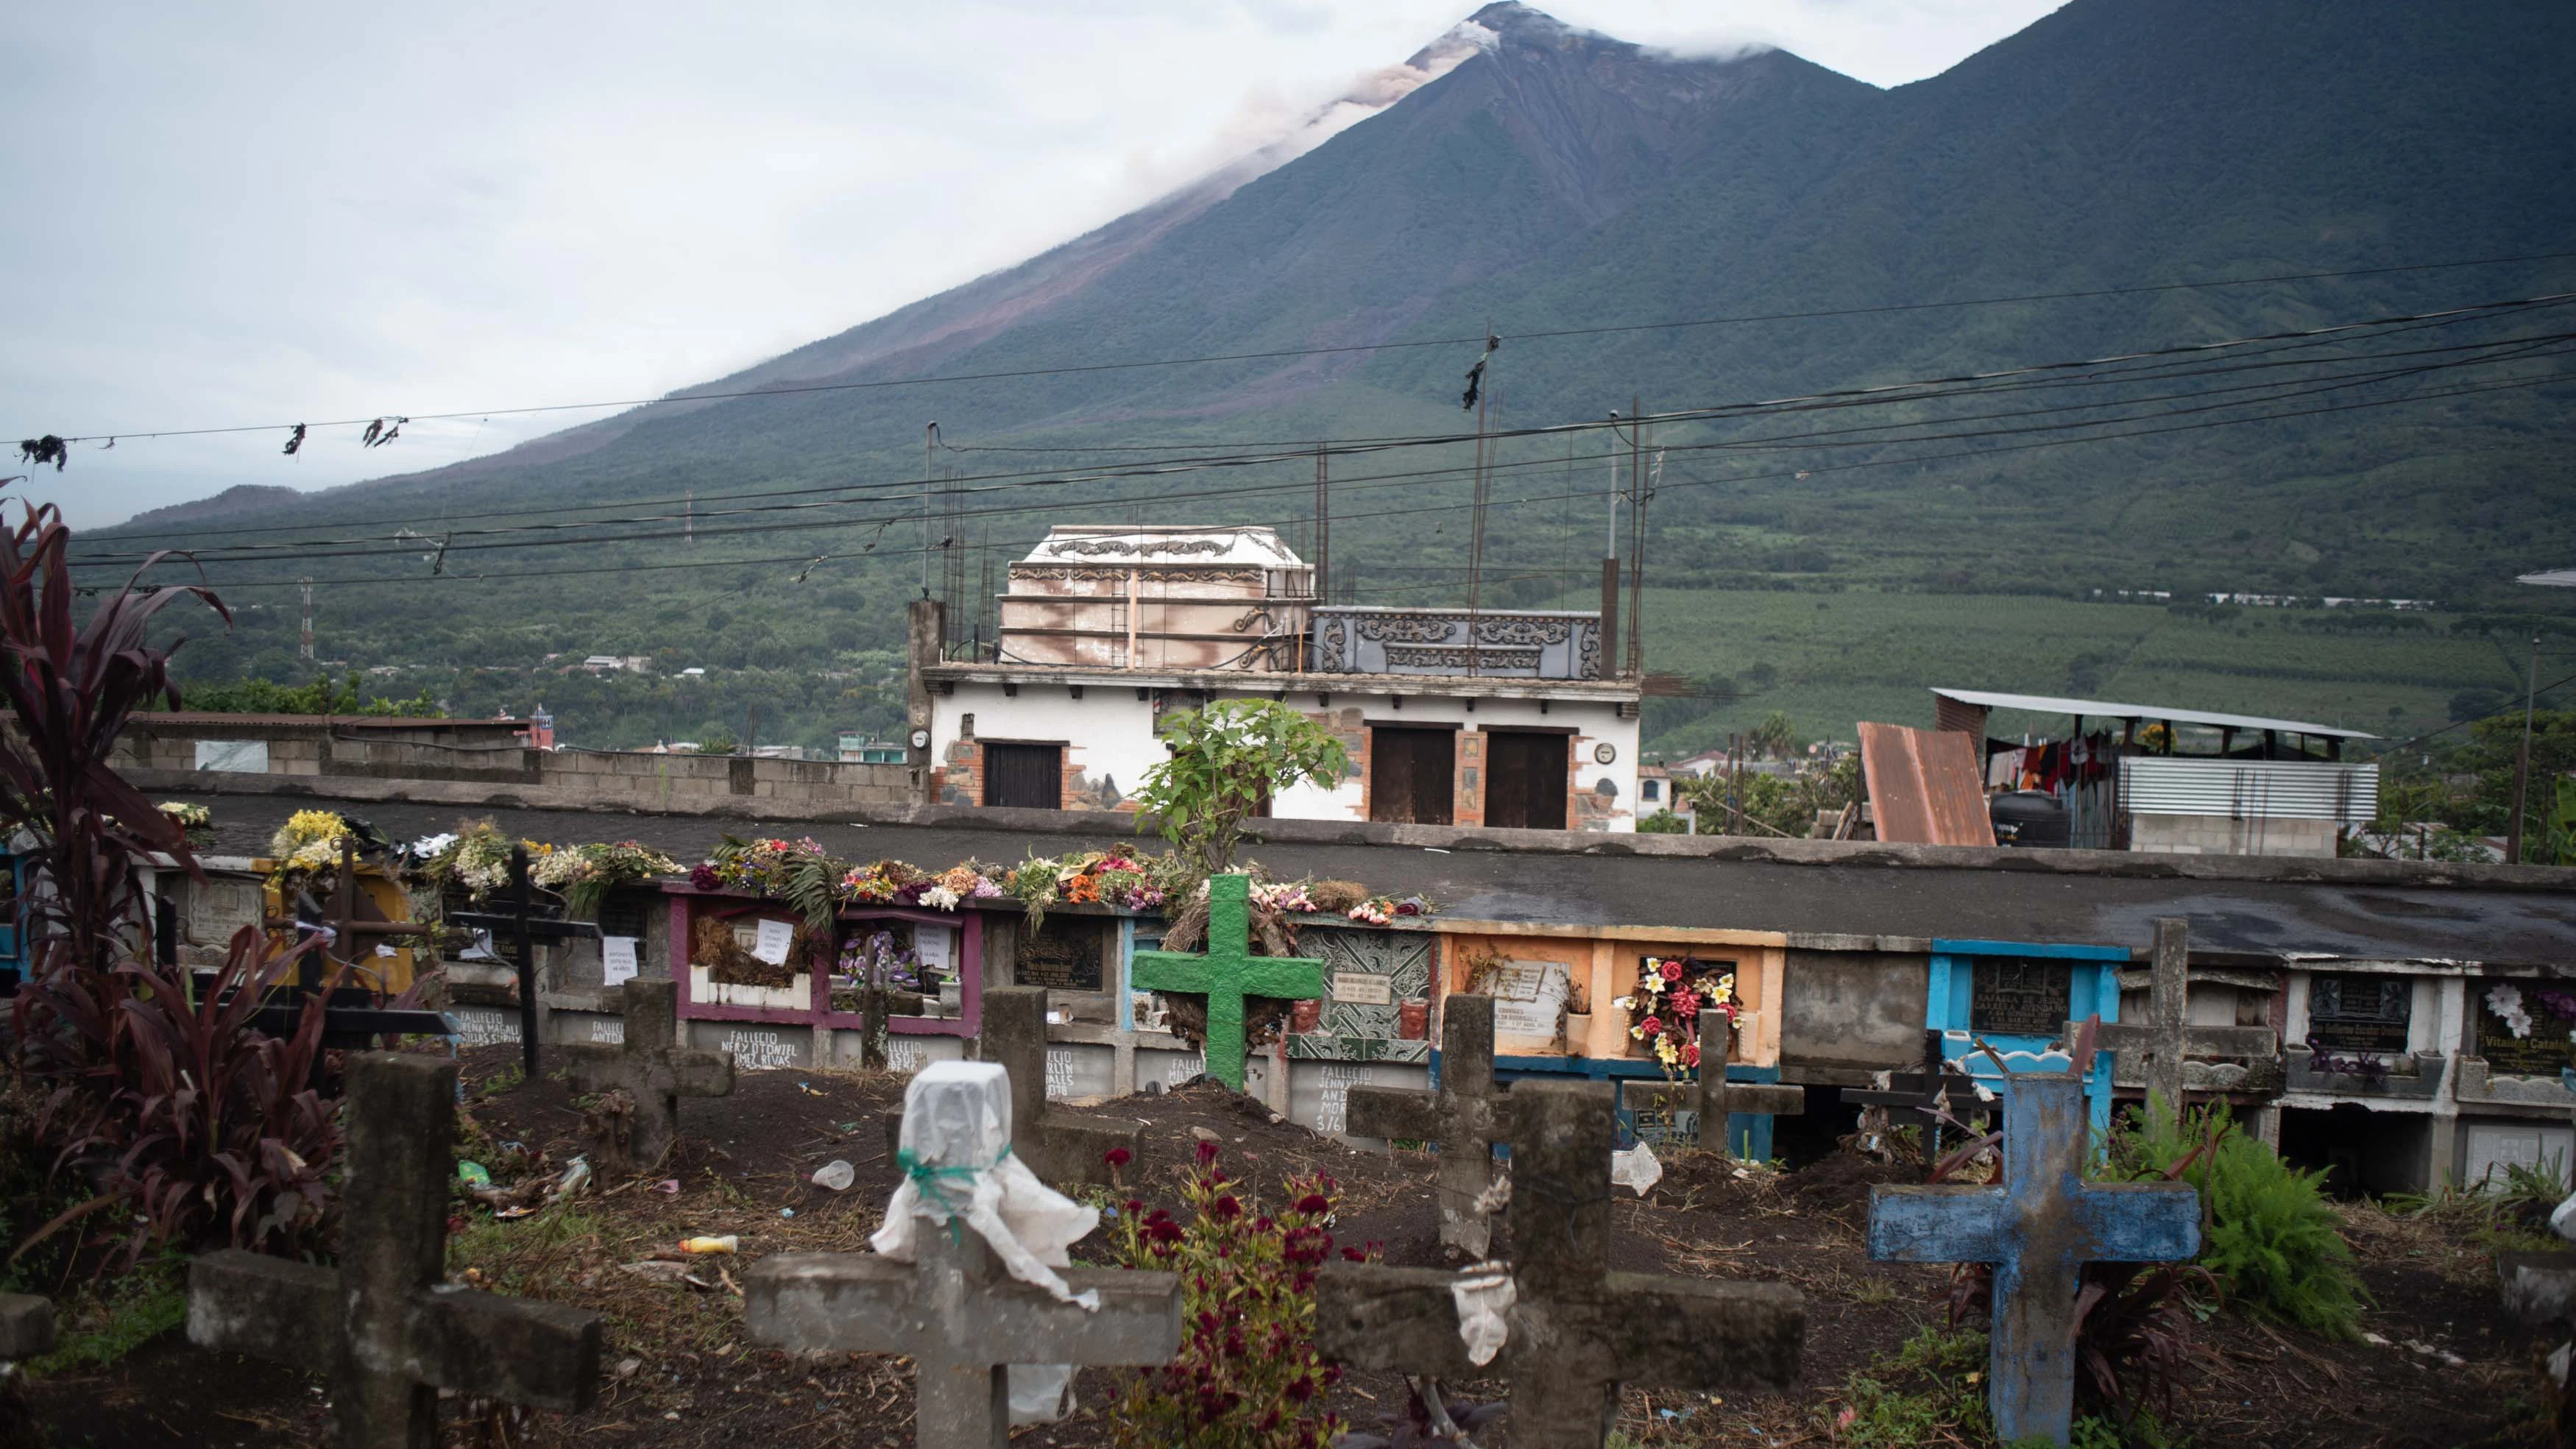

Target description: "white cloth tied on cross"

left=869, top=1060, right=1100, bottom=1424
left=1448, top=1261, right=1515, bottom=1367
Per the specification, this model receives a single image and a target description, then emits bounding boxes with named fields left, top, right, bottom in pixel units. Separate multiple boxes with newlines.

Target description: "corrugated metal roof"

left=1930, top=688, right=2377, bottom=740
left=2519, top=569, right=2576, bottom=588
left=1858, top=720, right=1997, bottom=847
left=2120, top=758, right=2379, bottom=823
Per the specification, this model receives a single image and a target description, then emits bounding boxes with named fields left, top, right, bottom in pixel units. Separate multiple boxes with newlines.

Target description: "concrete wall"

left=1778, top=945, right=1933, bottom=1085
left=2131, top=812, right=2338, bottom=859
left=116, top=720, right=917, bottom=821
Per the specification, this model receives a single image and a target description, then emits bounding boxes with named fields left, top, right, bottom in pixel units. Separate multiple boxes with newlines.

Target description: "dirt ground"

left=21, top=1047, right=2546, bottom=1448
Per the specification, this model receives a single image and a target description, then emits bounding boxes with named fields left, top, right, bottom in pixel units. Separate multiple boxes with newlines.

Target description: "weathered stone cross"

left=188, top=1052, right=603, bottom=1448
left=981, top=985, right=1144, bottom=1185
left=874, top=988, right=1147, bottom=1185
left=1347, top=993, right=1510, bottom=1256
left=1868, top=1071, right=2200, bottom=1446
left=561, top=977, right=734, bottom=1171
left=1130, top=873, right=1325, bottom=1092
left=2075, top=918, right=2271, bottom=1127
left=1317, top=1079, right=1805, bottom=1449
left=748, top=1068, right=1183, bottom=1449
left=1626, top=1007, right=1806, bottom=1157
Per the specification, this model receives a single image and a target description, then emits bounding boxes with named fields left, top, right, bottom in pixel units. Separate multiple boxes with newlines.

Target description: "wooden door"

left=1368, top=727, right=1454, bottom=825
left=983, top=743, right=1064, bottom=809
left=1485, top=731, right=1568, bottom=830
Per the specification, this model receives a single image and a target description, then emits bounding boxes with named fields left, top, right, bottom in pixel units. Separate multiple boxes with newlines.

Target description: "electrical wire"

left=70, top=291, right=2576, bottom=561
left=26, top=249, right=2576, bottom=447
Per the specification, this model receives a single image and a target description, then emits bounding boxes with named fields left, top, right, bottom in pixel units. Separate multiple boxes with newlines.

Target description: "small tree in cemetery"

left=1133, top=699, right=1345, bottom=875
left=0, top=503, right=342, bottom=1266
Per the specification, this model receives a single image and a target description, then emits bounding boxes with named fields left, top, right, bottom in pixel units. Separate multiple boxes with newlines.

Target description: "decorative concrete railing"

left=1308, top=607, right=1604, bottom=679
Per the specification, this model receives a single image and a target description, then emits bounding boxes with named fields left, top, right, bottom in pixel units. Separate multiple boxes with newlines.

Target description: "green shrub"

left=2109, top=1098, right=2368, bottom=1337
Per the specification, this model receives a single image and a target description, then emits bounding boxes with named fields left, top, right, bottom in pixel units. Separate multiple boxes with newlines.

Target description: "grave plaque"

left=2476, top=979, right=2576, bottom=1077
left=1970, top=958, right=2071, bottom=1037
left=2307, top=973, right=2410, bottom=1055
left=1017, top=918, right=1107, bottom=993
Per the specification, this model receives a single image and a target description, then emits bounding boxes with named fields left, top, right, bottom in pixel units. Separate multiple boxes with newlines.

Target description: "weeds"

left=21, top=1258, right=186, bottom=1379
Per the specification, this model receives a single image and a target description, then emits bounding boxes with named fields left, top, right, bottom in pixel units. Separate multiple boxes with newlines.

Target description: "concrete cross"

left=1867, top=1071, right=2200, bottom=1446
left=0, top=1292, right=52, bottom=1361
left=1346, top=993, right=1511, bottom=1256
left=561, top=978, right=735, bottom=1171
left=2074, top=918, right=2272, bottom=1128
left=746, top=1108, right=1183, bottom=1449
left=1316, top=1079, right=1805, bottom=1449
left=188, top=1052, right=603, bottom=1449
left=1130, top=873, right=1325, bottom=1092
left=1626, top=1008, right=1807, bottom=1158
left=874, top=988, right=1146, bottom=1185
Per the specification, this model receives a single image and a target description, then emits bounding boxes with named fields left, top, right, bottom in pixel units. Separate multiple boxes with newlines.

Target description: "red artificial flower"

left=1105, top=1147, right=1133, bottom=1168
left=1683, top=1044, right=1702, bottom=1069
left=1660, top=960, right=1685, bottom=982
left=1639, top=1016, right=1663, bottom=1038
left=1670, top=988, right=1700, bottom=1017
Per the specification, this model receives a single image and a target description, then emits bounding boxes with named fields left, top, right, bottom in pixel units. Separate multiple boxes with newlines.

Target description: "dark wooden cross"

left=1868, top=1071, right=2200, bottom=1446
left=2077, top=918, right=2272, bottom=1127
left=1317, top=1079, right=1805, bottom=1449
left=1842, top=1028, right=1976, bottom=1170
left=1346, top=993, right=1510, bottom=1256
left=188, top=1052, right=603, bottom=1448
left=250, top=839, right=455, bottom=1082
left=747, top=1084, right=1183, bottom=1449
left=560, top=977, right=733, bottom=1171
left=449, top=844, right=601, bottom=1074
left=1625, top=1008, right=1806, bottom=1157
left=1130, top=873, right=1324, bottom=1092
left=876, top=987, right=1145, bottom=1184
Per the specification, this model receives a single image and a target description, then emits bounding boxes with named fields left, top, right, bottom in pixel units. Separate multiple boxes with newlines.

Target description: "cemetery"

left=5, top=541, right=2576, bottom=1449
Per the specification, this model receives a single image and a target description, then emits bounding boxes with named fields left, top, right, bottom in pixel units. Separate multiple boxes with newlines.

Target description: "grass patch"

left=23, top=1260, right=186, bottom=1380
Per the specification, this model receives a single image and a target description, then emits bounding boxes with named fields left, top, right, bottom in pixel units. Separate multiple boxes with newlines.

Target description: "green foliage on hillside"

left=105, top=0, right=2576, bottom=751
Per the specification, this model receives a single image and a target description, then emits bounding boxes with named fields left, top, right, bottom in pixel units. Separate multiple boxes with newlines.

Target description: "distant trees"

left=182, top=669, right=442, bottom=718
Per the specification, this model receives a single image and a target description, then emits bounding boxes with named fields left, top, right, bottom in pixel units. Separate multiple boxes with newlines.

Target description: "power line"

left=26, top=249, right=2576, bottom=447
left=73, top=290, right=2576, bottom=561
left=115, top=357, right=2572, bottom=592
left=76, top=319, right=2576, bottom=573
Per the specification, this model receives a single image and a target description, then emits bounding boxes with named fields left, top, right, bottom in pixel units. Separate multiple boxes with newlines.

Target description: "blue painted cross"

left=1866, top=1071, right=2198, bottom=1446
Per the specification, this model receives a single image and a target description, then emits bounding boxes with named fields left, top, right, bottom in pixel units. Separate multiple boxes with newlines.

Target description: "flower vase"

left=1398, top=1001, right=1429, bottom=1040
left=1290, top=999, right=1323, bottom=1034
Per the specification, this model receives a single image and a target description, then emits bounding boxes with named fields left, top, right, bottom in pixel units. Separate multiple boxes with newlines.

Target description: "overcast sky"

left=1, top=1, right=2065, bottom=528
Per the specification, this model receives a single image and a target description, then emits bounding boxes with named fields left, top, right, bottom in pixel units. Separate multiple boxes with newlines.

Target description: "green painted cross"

left=1132, top=874, right=1325, bottom=1092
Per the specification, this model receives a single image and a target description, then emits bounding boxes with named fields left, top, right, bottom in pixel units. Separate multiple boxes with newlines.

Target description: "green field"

left=1564, top=589, right=2538, bottom=757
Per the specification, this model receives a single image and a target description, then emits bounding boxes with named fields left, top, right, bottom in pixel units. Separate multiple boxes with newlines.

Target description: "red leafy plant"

left=1107, top=1141, right=1356, bottom=1449
left=15, top=927, right=341, bottom=1265
left=0, top=502, right=342, bottom=1267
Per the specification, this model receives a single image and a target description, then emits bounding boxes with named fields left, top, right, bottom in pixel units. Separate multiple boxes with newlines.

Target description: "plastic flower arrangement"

left=1253, top=880, right=1318, bottom=915
left=433, top=818, right=548, bottom=901
left=935, top=862, right=1002, bottom=901
left=2487, top=982, right=2576, bottom=1044
left=1345, top=893, right=1434, bottom=926
left=706, top=836, right=832, bottom=896
left=157, top=801, right=214, bottom=849
left=838, top=929, right=924, bottom=993
left=842, top=857, right=934, bottom=906
left=531, top=840, right=682, bottom=917
left=1611, top=955, right=1739, bottom=1077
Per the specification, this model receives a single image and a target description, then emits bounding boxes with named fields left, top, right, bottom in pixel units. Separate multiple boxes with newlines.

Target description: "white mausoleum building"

left=909, top=526, right=1642, bottom=831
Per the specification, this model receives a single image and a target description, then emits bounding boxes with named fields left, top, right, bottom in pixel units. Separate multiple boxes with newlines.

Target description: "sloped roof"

left=1931, top=688, right=2375, bottom=740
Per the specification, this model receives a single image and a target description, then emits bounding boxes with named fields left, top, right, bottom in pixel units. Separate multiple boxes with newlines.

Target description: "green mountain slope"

left=96, top=0, right=2576, bottom=753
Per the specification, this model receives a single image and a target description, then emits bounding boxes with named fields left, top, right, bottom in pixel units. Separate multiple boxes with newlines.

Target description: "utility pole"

left=298, top=578, right=315, bottom=662
left=1601, top=416, right=1623, bottom=681
left=2509, top=629, right=2541, bottom=863
left=1627, top=395, right=1649, bottom=679
left=922, top=422, right=939, bottom=598
left=685, top=488, right=693, bottom=546
left=1312, top=444, right=1331, bottom=605
left=1466, top=337, right=1494, bottom=679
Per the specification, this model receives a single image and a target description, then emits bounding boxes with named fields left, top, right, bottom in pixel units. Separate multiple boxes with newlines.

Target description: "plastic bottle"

left=680, top=1235, right=739, bottom=1255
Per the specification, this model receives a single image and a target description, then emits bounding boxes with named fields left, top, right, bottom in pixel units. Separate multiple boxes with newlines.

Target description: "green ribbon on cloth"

left=896, top=1144, right=1013, bottom=1243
